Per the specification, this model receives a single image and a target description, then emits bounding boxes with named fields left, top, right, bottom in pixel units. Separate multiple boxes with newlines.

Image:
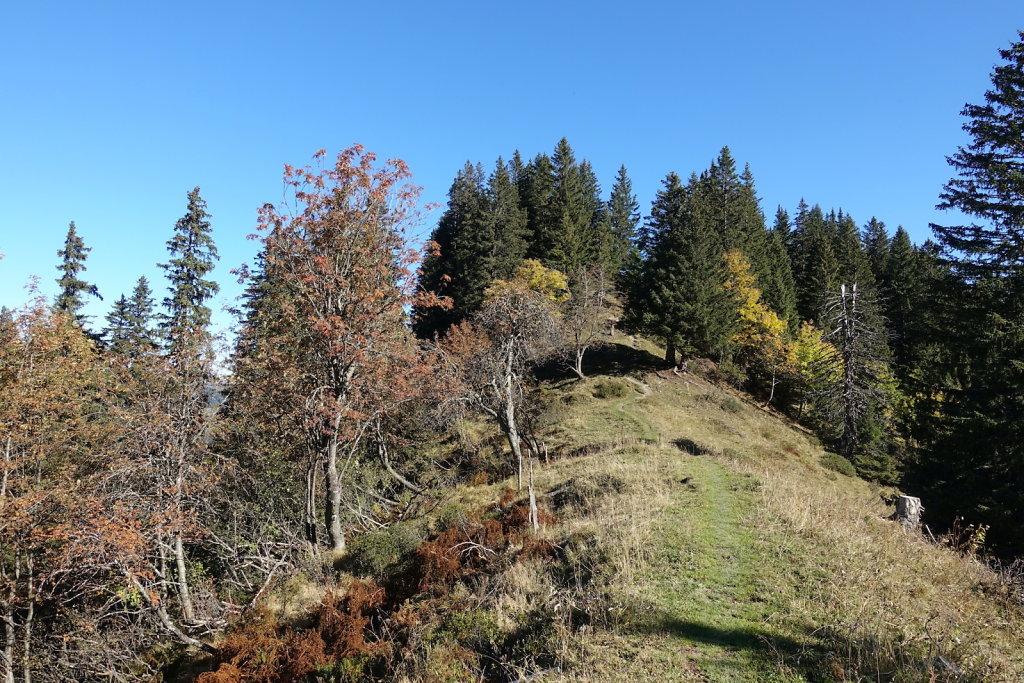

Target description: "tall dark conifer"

left=159, top=187, right=219, bottom=348
left=791, top=203, right=839, bottom=321
left=606, top=165, right=642, bottom=280
left=630, top=173, right=738, bottom=364
left=764, top=207, right=798, bottom=327
left=415, top=163, right=489, bottom=337
left=834, top=211, right=875, bottom=290
left=485, top=156, right=530, bottom=279
left=862, top=217, right=891, bottom=286
left=104, top=276, right=156, bottom=357
left=915, top=31, right=1024, bottom=555
left=545, top=138, right=594, bottom=275
left=54, top=221, right=102, bottom=325
left=521, top=153, right=556, bottom=262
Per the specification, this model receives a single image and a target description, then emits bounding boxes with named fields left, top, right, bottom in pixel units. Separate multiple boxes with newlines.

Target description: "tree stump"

left=895, top=495, right=923, bottom=529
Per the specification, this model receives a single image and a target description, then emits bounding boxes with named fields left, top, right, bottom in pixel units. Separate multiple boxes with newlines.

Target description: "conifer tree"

left=697, top=150, right=770, bottom=281
left=917, top=31, right=1024, bottom=553
left=605, top=165, right=641, bottom=279
left=54, top=221, right=102, bottom=325
left=159, top=187, right=219, bottom=348
left=416, top=162, right=490, bottom=337
left=790, top=203, right=839, bottom=321
left=545, top=138, right=595, bottom=274
left=834, top=211, right=875, bottom=290
left=104, top=276, right=156, bottom=357
left=862, top=217, right=891, bottom=286
left=884, top=227, right=920, bottom=368
left=763, top=207, right=798, bottom=327
left=631, top=173, right=738, bottom=364
left=485, top=156, right=530, bottom=278
left=521, top=152, right=556, bottom=262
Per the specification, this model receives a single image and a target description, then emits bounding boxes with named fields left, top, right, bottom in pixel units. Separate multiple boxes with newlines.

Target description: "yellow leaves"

left=485, top=259, right=569, bottom=304
left=723, top=249, right=790, bottom=367
left=793, top=320, right=843, bottom=386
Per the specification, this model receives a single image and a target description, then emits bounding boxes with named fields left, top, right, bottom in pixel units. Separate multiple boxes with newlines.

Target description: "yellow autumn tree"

left=484, top=258, right=569, bottom=304
left=791, top=320, right=843, bottom=420
left=723, top=249, right=794, bottom=405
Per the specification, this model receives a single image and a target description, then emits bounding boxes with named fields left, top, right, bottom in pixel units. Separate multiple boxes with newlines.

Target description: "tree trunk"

left=502, top=353, right=524, bottom=490
left=304, top=460, right=318, bottom=547
left=528, top=457, right=540, bottom=533
left=573, top=348, right=586, bottom=379
left=20, top=559, right=31, bottom=683
left=174, top=534, right=196, bottom=623
left=895, top=495, right=923, bottom=529
left=665, top=340, right=676, bottom=366
left=1, top=604, right=14, bottom=683
left=324, top=432, right=346, bottom=555
left=378, top=436, right=423, bottom=494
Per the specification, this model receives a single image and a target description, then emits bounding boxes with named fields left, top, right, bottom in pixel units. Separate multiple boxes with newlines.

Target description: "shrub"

left=719, top=395, right=744, bottom=413
left=591, top=378, right=631, bottom=399
left=345, top=522, right=426, bottom=577
left=821, top=452, right=857, bottom=477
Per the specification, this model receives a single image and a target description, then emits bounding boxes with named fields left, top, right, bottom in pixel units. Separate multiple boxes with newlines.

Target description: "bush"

left=719, top=395, right=744, bottom=414
left=821, top=452, right=857, bottom=477
left=345, top=522, right=426, bottom=577
left=591, top=378, right=631, bottom=399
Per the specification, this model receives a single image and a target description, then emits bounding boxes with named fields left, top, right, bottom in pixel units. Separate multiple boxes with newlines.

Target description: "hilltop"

left=193, top=337, right=1024, bottom=682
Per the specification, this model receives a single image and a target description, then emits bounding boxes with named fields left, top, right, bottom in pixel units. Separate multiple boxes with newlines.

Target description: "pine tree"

left=104, top=276, right=156, bottom=357
left=605, top=165, right=641, bottom=280
left=521, top=153, right=556, bottom=262
left=54, top=221, right=102, bottom=325
left=918, top=31, right=1024, bottom=554
left=763, top=207, right=798, bottom=328
left=159, top=187, right=219, bottom=348
left=834, top=211, right=875, bottom=290
left=545, top=138, right=594, bottom=275
left=416, top=163, right=489, bottom=337
left=790, top=203, right=839, bottom=321
left=884, top=227, right=920, bottom=368
left=631, top=173, right=738, bottom=364
left=862, top=217, right=891, bottom=286
left=695, top=150, right=771, bottom=280
left=485, top=156, right=530, bottom=279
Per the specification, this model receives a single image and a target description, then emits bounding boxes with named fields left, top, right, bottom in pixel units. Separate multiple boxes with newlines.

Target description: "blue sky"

left=2, top=1, right=1022, bottom=336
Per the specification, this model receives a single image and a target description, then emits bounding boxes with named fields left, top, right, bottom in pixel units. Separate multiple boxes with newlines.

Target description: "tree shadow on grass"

left=625, top=611, right=836, bottom=680
left=535, top=340, right=667, bottom=382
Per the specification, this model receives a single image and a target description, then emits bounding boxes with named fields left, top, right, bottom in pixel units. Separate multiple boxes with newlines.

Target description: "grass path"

left=614, top=451, right=817, bottom=682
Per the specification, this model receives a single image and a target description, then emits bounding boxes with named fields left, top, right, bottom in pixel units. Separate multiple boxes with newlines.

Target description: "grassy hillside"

left=198, top=338, right=1024, bottom=682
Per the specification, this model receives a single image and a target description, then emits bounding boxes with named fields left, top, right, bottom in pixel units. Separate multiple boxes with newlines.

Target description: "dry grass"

left=243, top=337, right=1024, bottom=681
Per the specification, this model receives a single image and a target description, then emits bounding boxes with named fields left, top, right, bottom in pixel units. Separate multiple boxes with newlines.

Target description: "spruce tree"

left=521, top=153, right=556, bottom=262
left=159, top=187, right=219, bottom=348
left=631, top=173, right=738, bottom=364
left=545, top=138, right=594, bottom=275
left=791, top=203, right=840, bottom=321
left=606, top=165, right=642, bottom=281
left=105, top=276, right=156, bottom=357
left=884, top=227, right=920, bottom=368
left=415, top=163, right=489, bottom=337
left=862, top=217, right=891, bottom=286
left=54, top=221, right=102, bottom=325
left=763, top=207, right=798, bottom=327
left=485, top=156, right=530, bottom=279
left=917, top=31, right=1024, bottom=554
left=834, top=211, right=875, bottom=290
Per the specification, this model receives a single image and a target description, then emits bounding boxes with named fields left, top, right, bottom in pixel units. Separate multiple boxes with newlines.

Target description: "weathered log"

left=895, top=495, right=923, bottom=529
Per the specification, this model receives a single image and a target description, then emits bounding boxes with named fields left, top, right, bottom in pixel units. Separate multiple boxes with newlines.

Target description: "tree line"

left=1, top=31, right=1023, bottom=680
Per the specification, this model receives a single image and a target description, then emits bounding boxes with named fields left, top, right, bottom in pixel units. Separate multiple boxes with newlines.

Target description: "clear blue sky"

left=2, top=1, right=1022, bottom=337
